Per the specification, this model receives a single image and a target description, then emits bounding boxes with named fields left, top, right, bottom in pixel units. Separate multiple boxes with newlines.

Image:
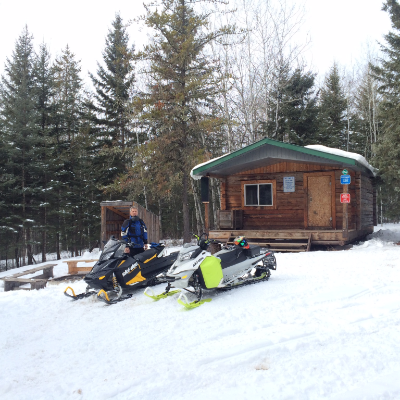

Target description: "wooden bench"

left=3, top=278, right=48, bottom=291
left=1, top=263, right=57, bottom=292
left=63, top=259, right=98, bottom=275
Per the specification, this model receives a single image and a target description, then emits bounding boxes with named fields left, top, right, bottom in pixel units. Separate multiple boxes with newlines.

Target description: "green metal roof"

left=191, top=137, right=375, bottom=177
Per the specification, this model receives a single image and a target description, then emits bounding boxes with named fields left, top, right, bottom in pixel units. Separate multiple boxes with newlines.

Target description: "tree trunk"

left=15, top=247, right=19, bottom=268
left=211, top=178, right=219, bottom=230
left=158, top=198, right=163, bottom=239
left=191, top=178, right=204, bottom=234
left=56, top=232, right=61, bottom=260
left=182, top=172, right=191, bottom=243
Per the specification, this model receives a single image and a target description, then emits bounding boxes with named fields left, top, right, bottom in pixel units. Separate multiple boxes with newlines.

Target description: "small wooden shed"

left=191, top=138, right=377, bottom=251
left=100, top=201, right=160, bottom=245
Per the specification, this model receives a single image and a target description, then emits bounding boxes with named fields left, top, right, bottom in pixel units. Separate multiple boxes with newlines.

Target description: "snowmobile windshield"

left=100, top=239, right=121, bottom=261
left=114, top=244, right=126, bottom=258
left=177, top=245, right=199, bottom=262
left=103, top=238, right=119, bottom=252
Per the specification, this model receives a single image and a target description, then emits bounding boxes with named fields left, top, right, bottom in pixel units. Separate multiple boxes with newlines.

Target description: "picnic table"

left=62, top=259, right=98, bottom=275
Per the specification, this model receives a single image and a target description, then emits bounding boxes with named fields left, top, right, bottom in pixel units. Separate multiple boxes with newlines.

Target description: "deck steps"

left=217, top=232, right=312, bottom=252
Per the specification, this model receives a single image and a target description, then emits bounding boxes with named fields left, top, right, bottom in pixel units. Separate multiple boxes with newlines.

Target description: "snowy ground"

left=1, top=226, right=400, bottom=400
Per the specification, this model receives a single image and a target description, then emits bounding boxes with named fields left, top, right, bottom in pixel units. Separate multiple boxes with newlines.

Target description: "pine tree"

left=0, top=26, right=39, bottom=266
left=371, top=0, right=400, bottom=219
left=317, top=63, right=347, bottom=149
left=139, top=0, right=230, bottom=242
left=89, top=14, right=135, bottom=186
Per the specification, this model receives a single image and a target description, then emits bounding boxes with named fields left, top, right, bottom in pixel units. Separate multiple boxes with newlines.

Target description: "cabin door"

left=307, top=175, right=333, bottom=228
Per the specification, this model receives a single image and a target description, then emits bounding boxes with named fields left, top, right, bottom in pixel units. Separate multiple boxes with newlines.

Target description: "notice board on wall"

left=283, top=176, right=295, bottom=192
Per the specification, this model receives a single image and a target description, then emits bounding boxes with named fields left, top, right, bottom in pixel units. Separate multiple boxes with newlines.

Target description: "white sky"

left=0, top=0, right=393, bottom=83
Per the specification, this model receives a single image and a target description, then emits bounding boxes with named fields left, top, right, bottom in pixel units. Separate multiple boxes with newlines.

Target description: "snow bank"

left=1, top=225, right=400, bottom=399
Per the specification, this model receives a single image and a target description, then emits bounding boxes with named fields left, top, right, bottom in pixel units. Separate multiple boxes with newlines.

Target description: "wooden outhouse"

left=100, top=201, right=160, bottom=245
left=191, top=138, right=377, bottom=251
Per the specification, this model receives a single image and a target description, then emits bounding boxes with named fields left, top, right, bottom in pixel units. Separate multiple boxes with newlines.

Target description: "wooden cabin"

left=100, top=201, right=160, bottom=246
left=191, top=138, right=377, bottom=251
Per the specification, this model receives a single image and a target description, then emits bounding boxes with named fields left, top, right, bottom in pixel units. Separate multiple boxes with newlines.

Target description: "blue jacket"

left=121, top=217, right=148, bottom=248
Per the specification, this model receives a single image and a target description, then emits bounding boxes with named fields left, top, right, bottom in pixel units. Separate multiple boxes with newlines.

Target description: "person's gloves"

left=124, top=247, right=130, bottom=254
left=144, top=244, right=149, bottom=250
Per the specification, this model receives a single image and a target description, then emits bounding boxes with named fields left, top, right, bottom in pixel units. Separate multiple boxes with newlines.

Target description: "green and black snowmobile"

left=64, top=237, right=179, bottom=304
left=144, top=234, right=277, bottom=309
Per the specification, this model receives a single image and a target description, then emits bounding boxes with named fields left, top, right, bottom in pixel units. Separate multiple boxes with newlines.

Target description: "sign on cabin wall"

left=340, top=193, right=351, bottom=203
left=340, top=175, right=351, bottom=185
left=283, top=176, right=295, bottom=192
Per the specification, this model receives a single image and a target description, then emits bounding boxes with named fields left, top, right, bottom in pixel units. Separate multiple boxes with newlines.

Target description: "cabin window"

left=244, top=183, right=273, bottom=206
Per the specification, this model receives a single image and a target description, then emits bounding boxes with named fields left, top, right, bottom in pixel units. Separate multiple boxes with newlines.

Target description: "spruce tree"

left=32, top=43, right=55, bottom=261
left=286, top=69, right=319, bottom=146
left=317, top=63, right=347, bottom=149
left=139, top=0, right=230, bottom=242
left=51, top=45, right=83, bottom=258
left=351, top=66, right=381, bottom=159
left=264, top=67, right=319, bottom=145
left=264, top=63, right=291, bottom=141
left=0, top=26, right=39, bottom=265
left=89, top=14, right=135, bottom=186
left=371, top=0, right=400, bottom=219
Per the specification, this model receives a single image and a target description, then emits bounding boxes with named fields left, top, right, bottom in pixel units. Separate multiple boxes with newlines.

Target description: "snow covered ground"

left=1, top=226, right=400, bottom=400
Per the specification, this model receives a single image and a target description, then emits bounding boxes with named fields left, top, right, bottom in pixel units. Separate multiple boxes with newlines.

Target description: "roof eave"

left=192, top=138, right=374, bottom=177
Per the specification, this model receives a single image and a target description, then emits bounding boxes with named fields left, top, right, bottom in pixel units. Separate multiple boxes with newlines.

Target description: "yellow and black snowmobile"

left=64, top=237, right=179, bottom=304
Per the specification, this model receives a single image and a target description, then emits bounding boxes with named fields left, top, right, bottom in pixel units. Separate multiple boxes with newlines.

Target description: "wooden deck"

left=208, top=227, right=373, bottom=252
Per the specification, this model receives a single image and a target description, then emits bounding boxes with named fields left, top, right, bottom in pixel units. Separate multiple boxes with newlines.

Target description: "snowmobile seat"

left=215, top=247, right=248, bottom=269
left=134, top=248, right=158, bottom=263
left=244, top=245, right=261, bottom=258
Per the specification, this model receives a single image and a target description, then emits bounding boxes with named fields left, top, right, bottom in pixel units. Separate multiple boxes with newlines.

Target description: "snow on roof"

left=190, top=142, right=378, bottom=179
left=190, top=153, right=229, bottom=180
left=305, top=145, right=377, bottom=176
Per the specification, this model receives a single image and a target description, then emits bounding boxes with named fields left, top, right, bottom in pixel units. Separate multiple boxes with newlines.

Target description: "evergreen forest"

left=1, top=0, right=400, bottom=268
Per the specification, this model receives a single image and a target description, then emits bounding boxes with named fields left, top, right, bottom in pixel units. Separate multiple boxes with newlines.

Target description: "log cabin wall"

left=220, top=162, right=373, bottom=230
left=359, top=174, right=374, bottom=228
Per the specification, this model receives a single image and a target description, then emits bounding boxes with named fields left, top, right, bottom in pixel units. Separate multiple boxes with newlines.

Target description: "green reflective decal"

left=200, top=256, right=223, bottom=289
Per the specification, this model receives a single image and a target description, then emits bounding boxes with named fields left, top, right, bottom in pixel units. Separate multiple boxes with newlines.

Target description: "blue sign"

left=340, top=175, right=351, bottom=185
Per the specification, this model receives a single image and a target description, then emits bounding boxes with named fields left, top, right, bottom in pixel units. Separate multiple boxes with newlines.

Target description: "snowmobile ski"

left=144, top=286, right=181, bottom=301
left=96, top=288, right=134, bottom=305
left=177, top=293, right=212, bottom=309
left=64, top=286, right=97, bottom=300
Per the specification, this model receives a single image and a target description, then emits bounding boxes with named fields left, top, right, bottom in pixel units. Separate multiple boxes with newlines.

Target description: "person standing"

left=122, top=206, right=148, bottom=256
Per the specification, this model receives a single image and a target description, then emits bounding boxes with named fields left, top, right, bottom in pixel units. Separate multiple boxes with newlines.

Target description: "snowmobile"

left=64, top=236, right=179, bottom=304
left=144, top=233, right=276, bottom=309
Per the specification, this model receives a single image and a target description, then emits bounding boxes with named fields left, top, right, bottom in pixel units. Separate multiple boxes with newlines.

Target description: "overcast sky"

left=0, top=0, right=392, bottom=84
